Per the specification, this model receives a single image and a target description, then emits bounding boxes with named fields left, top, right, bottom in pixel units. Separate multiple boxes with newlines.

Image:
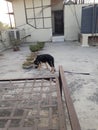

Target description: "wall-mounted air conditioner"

left=8, top=29, right=20, bottom=41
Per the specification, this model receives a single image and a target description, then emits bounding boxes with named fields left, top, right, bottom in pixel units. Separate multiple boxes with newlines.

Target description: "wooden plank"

left=59, top=65, right=81, bottom=130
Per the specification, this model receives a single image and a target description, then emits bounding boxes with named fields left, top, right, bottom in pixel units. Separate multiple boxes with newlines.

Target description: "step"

left=52, top=36, right=64, bottom=42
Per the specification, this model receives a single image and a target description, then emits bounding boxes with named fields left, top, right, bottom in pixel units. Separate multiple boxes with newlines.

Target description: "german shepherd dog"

left=34, top=54, right=55, bottom=73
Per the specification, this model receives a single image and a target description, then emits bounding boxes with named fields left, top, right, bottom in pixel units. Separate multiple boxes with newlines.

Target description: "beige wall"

left=0, top=31, right=10, bottom=51
left=21, top=25, right=52, bottom=42
left=64, top=4, right=89, bottom=41
left=52, top=1, right=63, bottom=11
left=13, top=0, right=26, bottom=26
left=12, top=0, right=52, bottom=42
left=64, top=4, right=82, bottom=41
left=11, top=0, right=90, bottom=42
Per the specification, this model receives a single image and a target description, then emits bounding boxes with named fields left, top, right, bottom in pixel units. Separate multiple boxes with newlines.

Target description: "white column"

left=81, top=34, right=89, bottom=47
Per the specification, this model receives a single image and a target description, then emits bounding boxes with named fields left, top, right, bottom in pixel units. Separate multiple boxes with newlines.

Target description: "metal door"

left=54, top=10, right=64, bottom=35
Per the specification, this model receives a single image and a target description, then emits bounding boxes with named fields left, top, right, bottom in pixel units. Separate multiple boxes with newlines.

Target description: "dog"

left=34, top=54, right=55, bottom=73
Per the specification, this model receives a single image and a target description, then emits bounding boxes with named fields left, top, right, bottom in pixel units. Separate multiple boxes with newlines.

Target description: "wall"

left=52, top=0, right=63, bottom=11
left=64, top=4, right=91, bottom=41
left=12, top=0, right=91, bottom=42
left=12, top=0, right=52, bottom=42
left=0, top=31, right=10, bottom=51
left=64, top=4, right=83, bottom=41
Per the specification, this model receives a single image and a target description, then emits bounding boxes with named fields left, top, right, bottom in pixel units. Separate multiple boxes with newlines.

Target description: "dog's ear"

left=31, top=52, right=37, bottom=56
left=31, top=52, right=37, bottom=59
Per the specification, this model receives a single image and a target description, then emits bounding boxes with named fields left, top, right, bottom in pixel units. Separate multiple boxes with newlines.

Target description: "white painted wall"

left=64, top=4, right=91, bottom=41
left=13, top=0, right=26, bottom=26
left=64, top=4, right=84, bottom=41
left=0, top=31, right=10, bottom=51
left=12, top=0, right=52, bottom=42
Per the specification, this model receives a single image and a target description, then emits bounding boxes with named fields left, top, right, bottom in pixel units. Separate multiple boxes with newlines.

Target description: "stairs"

left=52, top=35, right=64, bottom=42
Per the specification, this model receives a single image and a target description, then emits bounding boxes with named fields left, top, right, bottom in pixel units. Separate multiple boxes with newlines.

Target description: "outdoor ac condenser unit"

left=8, top=29, right=20, bottom=41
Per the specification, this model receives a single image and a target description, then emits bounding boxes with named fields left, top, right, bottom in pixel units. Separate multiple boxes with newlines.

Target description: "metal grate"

left=0, top=77, right=64, bottom=130
left=0, top=66, right=81, bottom=130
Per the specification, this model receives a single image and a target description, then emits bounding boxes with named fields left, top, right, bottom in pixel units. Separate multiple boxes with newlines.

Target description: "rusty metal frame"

left=0, top=76, right=64, bottom=130
left=0, top=66, right=81, bottom=130
left=59, top=66, right=81, bottom=130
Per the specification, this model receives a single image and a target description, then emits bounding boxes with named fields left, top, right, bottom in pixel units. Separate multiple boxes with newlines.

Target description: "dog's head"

left=33, top=59, right=39, bottom=68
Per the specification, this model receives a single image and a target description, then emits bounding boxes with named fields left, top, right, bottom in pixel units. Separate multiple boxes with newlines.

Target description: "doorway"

left=52, top=10, right=64, bottom=35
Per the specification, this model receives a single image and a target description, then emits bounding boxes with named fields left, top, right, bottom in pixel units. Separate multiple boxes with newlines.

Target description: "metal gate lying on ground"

left=0, top=66, right=81, bottom=130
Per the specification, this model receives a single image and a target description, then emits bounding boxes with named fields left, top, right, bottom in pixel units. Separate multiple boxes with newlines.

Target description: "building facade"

left=6, top=0, right=91, bottom=43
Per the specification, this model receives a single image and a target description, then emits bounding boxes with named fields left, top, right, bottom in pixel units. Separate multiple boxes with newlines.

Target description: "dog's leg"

left=50, top=67, right=55, bottom=73
left=45, top=63, right=49, bottom=70
left=38, top=63, right=41, bottom=70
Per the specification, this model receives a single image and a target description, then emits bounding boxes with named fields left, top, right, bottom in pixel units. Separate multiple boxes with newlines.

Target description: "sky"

left=0, top=0, right=14, bottom=26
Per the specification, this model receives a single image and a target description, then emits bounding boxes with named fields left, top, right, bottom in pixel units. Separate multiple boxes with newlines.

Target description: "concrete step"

left=52, top=36, right=64, bottom=42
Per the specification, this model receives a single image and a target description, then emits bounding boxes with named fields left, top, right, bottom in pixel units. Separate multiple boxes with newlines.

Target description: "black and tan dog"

left=34, top=54, right=55, bottom=73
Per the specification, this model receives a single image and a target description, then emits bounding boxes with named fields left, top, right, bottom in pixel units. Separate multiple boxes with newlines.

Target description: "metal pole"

left=92, top=0, right=96, bottom=44
left=7, top=2, right=12, bottom=28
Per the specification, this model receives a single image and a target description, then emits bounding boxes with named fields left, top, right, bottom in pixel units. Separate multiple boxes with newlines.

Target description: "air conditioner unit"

left=8, top=29, right=20, bottom=41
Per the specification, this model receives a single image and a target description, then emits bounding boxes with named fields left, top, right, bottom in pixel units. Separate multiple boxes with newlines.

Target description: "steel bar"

left=0, top=76, right=55, bottom=81
left=56, top=77, right=67, bottom=130
left=59, top=65, right=81, bottom=130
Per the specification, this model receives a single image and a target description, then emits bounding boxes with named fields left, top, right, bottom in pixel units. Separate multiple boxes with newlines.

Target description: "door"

left=53, top=10, right=64, bottom=35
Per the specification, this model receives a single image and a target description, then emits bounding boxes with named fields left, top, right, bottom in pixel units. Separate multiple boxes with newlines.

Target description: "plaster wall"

left=12, top=0, right=52, bottom=42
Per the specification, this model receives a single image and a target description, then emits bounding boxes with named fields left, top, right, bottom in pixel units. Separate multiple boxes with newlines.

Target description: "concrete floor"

left=0, top=41, right=98, bottom=130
